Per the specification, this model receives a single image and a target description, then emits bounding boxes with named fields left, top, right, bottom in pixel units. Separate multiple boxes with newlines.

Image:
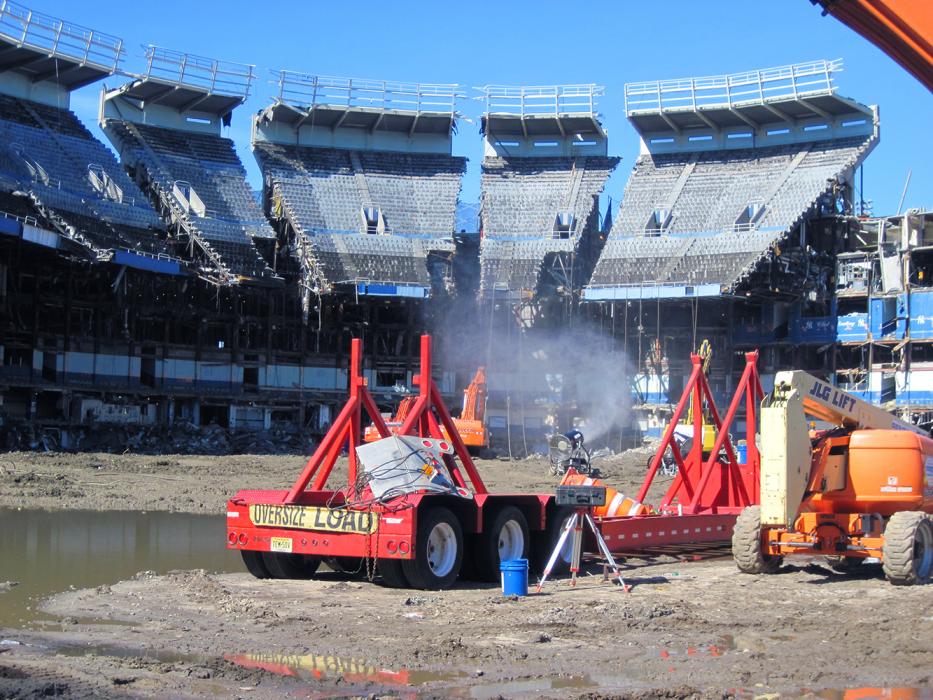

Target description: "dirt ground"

left=0, top=446, right=673, bottom=514
left=1, top=447, right=931, bottom=699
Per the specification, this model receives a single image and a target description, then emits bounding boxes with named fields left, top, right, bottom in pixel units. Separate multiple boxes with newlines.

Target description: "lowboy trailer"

left=227, top=335, right=560, bottom=590
left=226, top=337, right=767, bottom=589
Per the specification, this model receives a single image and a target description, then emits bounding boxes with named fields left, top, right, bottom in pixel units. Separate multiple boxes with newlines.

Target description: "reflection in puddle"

left=803, top=690, right=927, bottom=700
left=658, top=635, right=736, bottom=660
left=732, top=689, right=926, bottom=700
left=226, top=653, right=613, bottom=698
left=225, top=652, right=465, bottom=687
left=0, top=508, right=240, bottom=628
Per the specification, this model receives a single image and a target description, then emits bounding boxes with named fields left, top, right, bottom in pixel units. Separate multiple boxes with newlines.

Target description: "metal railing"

left=0, top=208, right=36, bottom=227
left=275, top=71, right=461, bottom=114
left=625, top=59, right=843, bottom=115
left=478, top=84, right=602, bottom=117
left=0, top=0, right=123, bottom=72
left=145, top=45, right=254, bottom=98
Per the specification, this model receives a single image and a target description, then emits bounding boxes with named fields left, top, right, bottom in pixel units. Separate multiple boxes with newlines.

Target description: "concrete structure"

left=0, top=7, right=928, bottom=453
left=477, top=84, right=618, bottom=299
left=253, top=72, right=466, bottom=304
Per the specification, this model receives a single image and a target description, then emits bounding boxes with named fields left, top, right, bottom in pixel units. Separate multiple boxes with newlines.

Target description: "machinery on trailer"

left=364, top=366, right=489, bottom=453
left=732, top=370, right=933, bottom=585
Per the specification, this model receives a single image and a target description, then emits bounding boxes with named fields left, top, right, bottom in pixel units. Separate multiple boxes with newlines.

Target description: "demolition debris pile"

left=1, top=422, right=311, bottom=456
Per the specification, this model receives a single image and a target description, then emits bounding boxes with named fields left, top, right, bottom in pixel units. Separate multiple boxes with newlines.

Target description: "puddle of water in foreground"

left=0, top=508, right=241, bottom=628
left=224, top=654, right=929, bottom=700
left=225, top=652, right=625, bottom=698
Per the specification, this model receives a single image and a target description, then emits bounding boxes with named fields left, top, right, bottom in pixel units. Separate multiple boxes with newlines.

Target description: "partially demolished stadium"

left=0, top=2, right=929, bottom=452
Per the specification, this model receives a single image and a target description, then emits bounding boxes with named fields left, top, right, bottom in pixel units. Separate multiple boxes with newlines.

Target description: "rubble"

left=1, top=421, right=315, bottom=456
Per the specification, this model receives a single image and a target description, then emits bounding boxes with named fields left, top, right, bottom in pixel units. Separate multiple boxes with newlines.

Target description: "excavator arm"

left=460, top=367, right=487, bottom=422
left=759, top=370, right=924, bottom=526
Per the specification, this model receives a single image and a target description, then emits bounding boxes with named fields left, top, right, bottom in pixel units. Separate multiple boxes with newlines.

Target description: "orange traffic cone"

left=560, top=470, right=650, bottom=518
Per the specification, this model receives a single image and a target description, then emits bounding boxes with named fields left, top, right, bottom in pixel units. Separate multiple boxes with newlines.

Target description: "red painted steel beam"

left=598, top=513, right=737, bottom=550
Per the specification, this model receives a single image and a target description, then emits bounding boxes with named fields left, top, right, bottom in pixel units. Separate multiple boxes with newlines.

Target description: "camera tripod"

left=536, top=506, right=630, bottom=593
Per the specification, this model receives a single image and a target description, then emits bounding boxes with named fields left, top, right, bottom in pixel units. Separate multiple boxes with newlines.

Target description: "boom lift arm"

left=759, top=370, right=924, bottom=527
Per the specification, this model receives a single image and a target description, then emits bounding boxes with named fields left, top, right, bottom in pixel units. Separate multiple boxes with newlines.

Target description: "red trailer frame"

left=226, top=338, right=763, bottom=587
left=226, top=335, right=549, bottom=580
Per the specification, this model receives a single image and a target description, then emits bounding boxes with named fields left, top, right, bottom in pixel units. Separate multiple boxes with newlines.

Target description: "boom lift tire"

left=377, top=559, right=410, bottom=588
left=241, top=550, right=272, bottom=579
left=261, top=552, right=321, bottom=579
left=475, top=506, right=530, bottom=581
left=732, top=505, right=783, bottom=574
left=882, top=511, right=933, bottom=586
left=402, top=507, right=464, bottom=590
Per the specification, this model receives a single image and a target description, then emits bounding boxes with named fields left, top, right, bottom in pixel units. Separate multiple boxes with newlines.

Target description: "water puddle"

left=466, top=675, right=603, bottom=698
left=734, top=690, right=928, bottom=700
left=0, top=508, right=241, bottom=628
left=657, top=634, right=736, bottom=661
left=225, top=651, right=630, bottom=698
left=225, top=651, right=467, bottom=687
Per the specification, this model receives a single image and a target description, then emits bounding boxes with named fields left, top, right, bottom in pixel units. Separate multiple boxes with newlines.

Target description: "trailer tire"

left=261, top=552, right=321, bottom=579
left=377, top=559, right=410, bottom=588
left=533, top=506, right=575, bottom=576
left=241, top=550, right=271, bottom=579
left=475, top=506, right=530, bottom=581
left=732, top=505, right=782, bottom=574
left=402, top=507, right=463, bottom=590
left=882, top=511, right=933, bottom=585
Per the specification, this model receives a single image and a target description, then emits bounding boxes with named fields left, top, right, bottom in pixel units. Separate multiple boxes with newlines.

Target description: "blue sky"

left=38, top=0, right=932, bottom=216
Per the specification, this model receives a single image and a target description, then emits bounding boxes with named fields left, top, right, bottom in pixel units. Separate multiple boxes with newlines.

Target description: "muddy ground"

left=0, top=446, right=670, bottom=515
left=1, top=447, right=931, bottom=699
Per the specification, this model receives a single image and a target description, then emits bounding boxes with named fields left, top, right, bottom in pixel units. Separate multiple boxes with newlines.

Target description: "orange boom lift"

left=732, top=370, right=933, bottom=585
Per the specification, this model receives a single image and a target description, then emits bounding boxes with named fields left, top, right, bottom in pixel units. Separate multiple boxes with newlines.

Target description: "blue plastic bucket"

left=500, top=558, right=528, bottom=596
left=736, top=442, right=748, bottom=464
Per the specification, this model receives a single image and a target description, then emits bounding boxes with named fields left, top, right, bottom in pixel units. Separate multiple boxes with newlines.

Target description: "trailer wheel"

left=261, top=552, right=321, bottom=579
left=533, top=506, right=574, bottom=576
left=475, top=506, right=530, bottom=581
left=402, top=507, right=463, bottom=590
left=241, top=550, right=271, bottom=579
left=377, top=559, right=410, bottom=588
left=882, top=511, right=933, bottom=585
left=732, top=505, right=783, bottom=574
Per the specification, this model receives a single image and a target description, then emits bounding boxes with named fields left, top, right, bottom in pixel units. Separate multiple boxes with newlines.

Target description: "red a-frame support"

left=637, top=350, right=763, bottom=515
left=285, top=334, right=487, bottom=504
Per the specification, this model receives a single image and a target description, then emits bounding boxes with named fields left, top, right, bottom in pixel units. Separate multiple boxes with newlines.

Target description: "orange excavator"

left=364, top=367, right=489, bottom=453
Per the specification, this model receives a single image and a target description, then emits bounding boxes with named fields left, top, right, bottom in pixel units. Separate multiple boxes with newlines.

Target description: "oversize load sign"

left=248, top=504, right=378, bottom=535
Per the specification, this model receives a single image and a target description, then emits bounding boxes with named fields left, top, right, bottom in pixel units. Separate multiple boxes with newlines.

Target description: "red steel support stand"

left=597, top=351, right=762, bottom=552
left=637, top=351, right=762, bottom=515
left=284, top=334, right=486, bottom=504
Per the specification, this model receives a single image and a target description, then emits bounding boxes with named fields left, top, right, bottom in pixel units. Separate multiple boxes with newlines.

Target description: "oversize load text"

left=248, top=504, right=378, bottom=534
